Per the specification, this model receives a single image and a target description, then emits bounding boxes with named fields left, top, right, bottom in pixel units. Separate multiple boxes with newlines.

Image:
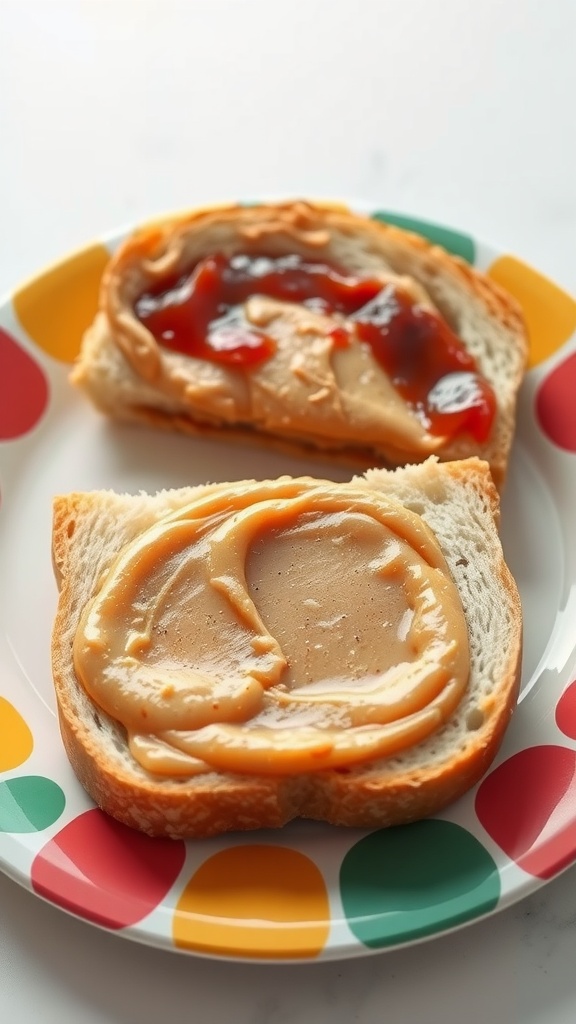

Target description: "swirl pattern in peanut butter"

left=73, top=477, right=470, bottom=776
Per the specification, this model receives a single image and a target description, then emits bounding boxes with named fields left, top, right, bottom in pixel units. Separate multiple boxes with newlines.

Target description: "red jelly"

left=351, top=286, right=496, bottom=442
left=135, top=253, right=495, bottom=441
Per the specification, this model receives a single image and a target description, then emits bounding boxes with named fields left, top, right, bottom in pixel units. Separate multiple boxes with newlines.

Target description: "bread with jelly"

left=71, top=202, right=529, bottom=488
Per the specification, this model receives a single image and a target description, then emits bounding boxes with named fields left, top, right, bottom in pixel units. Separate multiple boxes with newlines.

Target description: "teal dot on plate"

left=340, top=820, right=500, bottom=948
left=371, top=212, right=476, bottom=264
left=0, top=776, right=66, bottom=832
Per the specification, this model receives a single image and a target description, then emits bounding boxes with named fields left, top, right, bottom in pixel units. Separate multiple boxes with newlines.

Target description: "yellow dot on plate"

left=0, top=697, right=33, bottom=772
left=13, top=243, right=110, bottom=364
left=487, top=255, right=576, bottom=368
left=173, top=844, right=330, bottom=960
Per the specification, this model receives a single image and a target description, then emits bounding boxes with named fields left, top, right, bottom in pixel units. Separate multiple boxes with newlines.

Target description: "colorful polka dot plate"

left=1, top=204, right=576, bottom=963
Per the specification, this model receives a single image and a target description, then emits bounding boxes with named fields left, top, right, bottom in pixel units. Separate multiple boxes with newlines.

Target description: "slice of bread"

left=51, top=457, right=522, bottom=838
left=71, top=202, right=528, bottom=489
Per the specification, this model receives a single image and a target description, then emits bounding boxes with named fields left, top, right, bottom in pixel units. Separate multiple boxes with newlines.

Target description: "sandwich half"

left=51, top=457, right=522, bottom=838
left=71, top=202, right=529, bottom=488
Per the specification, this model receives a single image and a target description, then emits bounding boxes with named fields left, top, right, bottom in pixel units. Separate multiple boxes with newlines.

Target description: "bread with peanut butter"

left=71, top=202, right=528, bottom=489
left=51, top=456, right=522, bottom=838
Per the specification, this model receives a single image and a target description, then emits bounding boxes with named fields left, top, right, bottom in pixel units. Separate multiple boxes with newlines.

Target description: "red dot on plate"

left=0, top=327, right=49, bottom=440
left=31, top=809, right=186, bottom=929
left=535, top=351, right=576, bottom=451
left=475, top=745, right=576, bottom=879
left=556, top=680, right=576, bottom=740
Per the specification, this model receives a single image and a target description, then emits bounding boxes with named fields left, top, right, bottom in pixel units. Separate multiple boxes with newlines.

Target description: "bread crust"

left=51, top=458, right=522, bottom=838
left=71, top=202, right=529, bottom=489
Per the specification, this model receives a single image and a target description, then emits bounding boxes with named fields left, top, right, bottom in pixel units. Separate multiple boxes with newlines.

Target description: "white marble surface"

left=1, top=1, right=576, bottom=1020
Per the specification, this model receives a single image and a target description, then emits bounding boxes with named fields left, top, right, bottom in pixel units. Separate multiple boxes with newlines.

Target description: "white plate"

left=1, top=204, right=576, bottom=962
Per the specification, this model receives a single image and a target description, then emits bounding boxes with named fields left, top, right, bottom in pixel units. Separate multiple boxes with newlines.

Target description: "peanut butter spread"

left=73, top=478, right=471, bottom=777
left=100, top=202, right=496, bottom=457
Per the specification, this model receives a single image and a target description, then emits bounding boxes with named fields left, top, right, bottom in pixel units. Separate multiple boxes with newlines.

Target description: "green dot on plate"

left=340, top=820, right=500, bottom=948
left=371, top=211, right=475, bottom=264
left=0, top=776, right=66, bottom=833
